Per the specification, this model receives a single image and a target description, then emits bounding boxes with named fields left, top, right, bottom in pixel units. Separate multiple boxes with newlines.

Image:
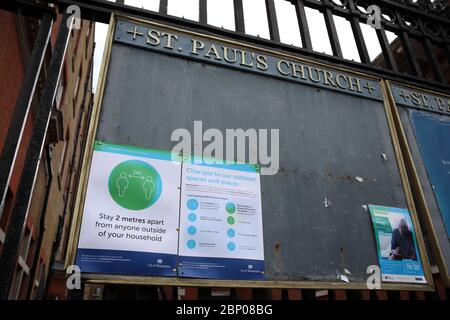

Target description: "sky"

left=92, top=0, right=396, bottom=91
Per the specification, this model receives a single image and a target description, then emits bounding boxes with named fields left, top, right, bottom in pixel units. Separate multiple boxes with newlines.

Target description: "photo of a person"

left=390, top=218, right=417, bottom=261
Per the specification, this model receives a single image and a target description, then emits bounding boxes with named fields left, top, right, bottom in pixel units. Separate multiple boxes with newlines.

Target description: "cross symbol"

left=126, top=26, right=144, bottom=40
left=399, top=90, right=410, bottom=101
left=364, top=82, right=375, bottom=94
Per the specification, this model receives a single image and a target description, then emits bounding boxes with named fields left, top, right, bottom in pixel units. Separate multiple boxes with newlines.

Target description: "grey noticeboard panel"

left=95, top=41, right=409, bottom=283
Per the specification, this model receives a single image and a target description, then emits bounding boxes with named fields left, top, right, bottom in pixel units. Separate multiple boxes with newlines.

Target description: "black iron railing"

left=47, top=0, right=450, bottom=89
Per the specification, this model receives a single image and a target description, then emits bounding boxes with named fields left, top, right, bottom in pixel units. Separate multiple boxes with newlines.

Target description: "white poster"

left=178, top=162, right=265, bottom=279
left=76, top=142, right=181, bottom=276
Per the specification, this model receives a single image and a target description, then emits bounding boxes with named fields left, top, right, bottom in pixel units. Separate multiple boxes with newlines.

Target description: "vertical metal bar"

left=376, top=26, right=398, bottom=71
left=0, top=14, right=71, bottom=300
left=399, top=31, right=423, bottom=78
left=199, top=0, right=207, bottom=25
left=350, top=19, right=370, bottom=63
left=444, top=45, right=450, bottom=80
left=445, top=44, right=450, bottom=61
left=439, top=23, right=450, bottom=69
left=233, top=0, right=245, bottom=33
left=323, top=8, right=342, bottom=57
left=295, top=0, right=312, bottom=49
left=159, top=0, right=168, bottom=15
left=422, top=38, right=445, bottom=83
left=0, top=14, right=53, bottom=223
left=347, top=0, right=370, bottom=64
left=265, top=0, right=280, bottom=42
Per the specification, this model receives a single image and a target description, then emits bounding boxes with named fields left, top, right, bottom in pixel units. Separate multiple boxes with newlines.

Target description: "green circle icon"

left=227, top=216, right=235, bottom=225
left=108, top=160, right=162, bottom=210
left=226, top=202, right=236, bottom=214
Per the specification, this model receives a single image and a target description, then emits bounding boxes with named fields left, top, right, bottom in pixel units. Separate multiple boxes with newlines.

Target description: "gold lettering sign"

left=121, top=22, right=380, bottom=99
left=396, top=87, right=450, bottom=115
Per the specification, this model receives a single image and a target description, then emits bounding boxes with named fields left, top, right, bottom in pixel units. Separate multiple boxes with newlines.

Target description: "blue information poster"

left=368, top=205, right=426, bottom=284
left=411, top=110, right=450, bottom=238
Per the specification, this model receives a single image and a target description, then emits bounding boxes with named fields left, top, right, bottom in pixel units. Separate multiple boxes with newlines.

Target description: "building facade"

left=0, top=9, right=94, bottom=299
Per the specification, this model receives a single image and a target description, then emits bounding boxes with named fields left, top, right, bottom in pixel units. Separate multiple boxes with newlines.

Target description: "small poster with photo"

left=368, top=205, right=426, bottom=284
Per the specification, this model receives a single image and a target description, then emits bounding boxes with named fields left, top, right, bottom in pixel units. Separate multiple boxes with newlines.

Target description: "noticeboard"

left=66, top=15, right=434, bottom=290
left=389, top=82, right=450, bottom=286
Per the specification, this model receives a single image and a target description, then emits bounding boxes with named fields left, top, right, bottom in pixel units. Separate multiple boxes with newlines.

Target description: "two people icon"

left=116, top=171, right=155, bottom=199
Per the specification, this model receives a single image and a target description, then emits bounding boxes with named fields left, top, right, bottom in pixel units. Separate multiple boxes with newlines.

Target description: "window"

left=58, top=128, right=70, bottom=189
left=86, top=21, right=90, bottom=38
left=73, top=68, right=81, bottom=100
left=71, top=54, right=75, bottom=73
left=73, top=66, right=82, bottom=118
left=0, top=188, right=14, bottom=247
left=0, top=227, right=5, bottom=248
left=8, top=225, right=33, bottom=299
left=85, top=24, right=91, bottom=59
left=9, top=266, right=24, bottom=300
left=19, top=228, right=32, bottom=265
left=55, top=73, right=65, bottom=111
left=44, top=145, right=54, bottom=178
left=72, top=97, right=76, bottom=119
left=31, top=258, right=46, bottom=300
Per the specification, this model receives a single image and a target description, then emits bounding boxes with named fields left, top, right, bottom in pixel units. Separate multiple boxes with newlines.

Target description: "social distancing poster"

left=76, top=142, right=181, bottom=277
left=75, top=141, right=264, bottom=280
